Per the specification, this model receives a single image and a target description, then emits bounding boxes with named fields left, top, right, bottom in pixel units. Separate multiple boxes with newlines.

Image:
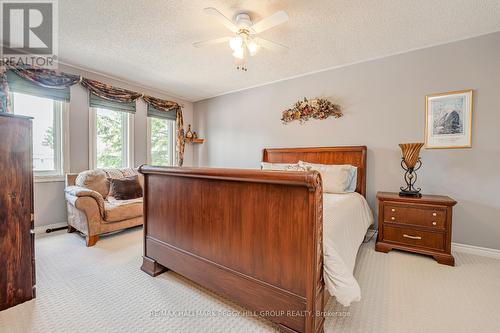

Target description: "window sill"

left=34, top=175, right=65, bottom=183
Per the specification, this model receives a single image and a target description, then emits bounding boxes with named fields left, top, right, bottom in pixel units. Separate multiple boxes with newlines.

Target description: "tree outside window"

left=149, top=117, right=175, bottom=166
left=96, top=108, right=128, bottom=168
left=11, top=92, right=66, bottom=177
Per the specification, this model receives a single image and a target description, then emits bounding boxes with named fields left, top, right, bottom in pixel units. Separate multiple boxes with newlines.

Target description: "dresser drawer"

left=383, top=225, right=445, bottom=251
left=384, top=204, right=446, bottom=229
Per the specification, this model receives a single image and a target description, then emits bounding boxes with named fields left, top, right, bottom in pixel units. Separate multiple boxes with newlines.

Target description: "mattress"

left=323, top=192, right=373, bottom=306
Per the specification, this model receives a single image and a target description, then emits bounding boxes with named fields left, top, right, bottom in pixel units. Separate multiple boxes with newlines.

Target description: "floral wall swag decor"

left=281, top=97, right=342, bottom=124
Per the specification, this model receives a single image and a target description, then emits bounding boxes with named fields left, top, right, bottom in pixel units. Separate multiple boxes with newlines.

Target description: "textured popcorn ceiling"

left=59, top=0, right=500, bottom=101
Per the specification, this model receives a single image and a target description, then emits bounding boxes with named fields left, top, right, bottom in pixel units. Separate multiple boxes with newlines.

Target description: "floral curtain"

left=176, top=109, right=185, bottom=166
left=0, top=66, right=11, bottom=113
left=143, top=95, right=181, bottom=112
left=0, top=63, right=81, bottom=112
left=81, top=78, right=143, bottom=103
left=8, top=64, right=80, bottom=88
left=0, top=65, right=187, bottom=166
left=143, top=95, right=185, bottom=166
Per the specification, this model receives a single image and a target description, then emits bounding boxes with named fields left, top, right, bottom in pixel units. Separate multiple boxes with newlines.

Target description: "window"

left=147, top=117, right=175, bottom=166
left=89, top=107, right=134, bottom=169
left=11, top=92, right=69, bottom=180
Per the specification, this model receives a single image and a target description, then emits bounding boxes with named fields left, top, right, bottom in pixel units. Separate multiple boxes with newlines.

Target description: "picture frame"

left=425, top=89, right=473, bottom=149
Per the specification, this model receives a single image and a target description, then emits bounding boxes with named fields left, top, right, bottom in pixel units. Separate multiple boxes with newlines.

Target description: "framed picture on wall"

left=425, top=89, right=473, bottom=149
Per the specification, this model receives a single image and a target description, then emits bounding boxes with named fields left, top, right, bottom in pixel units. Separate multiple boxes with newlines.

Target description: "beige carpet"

left=1, top=227, right=499, bottom=333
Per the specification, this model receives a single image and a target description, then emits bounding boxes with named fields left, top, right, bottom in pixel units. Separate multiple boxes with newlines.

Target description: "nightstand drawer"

left=383, top=225, right=445, bottom=250
left=383, top=204, right=446, bottom=229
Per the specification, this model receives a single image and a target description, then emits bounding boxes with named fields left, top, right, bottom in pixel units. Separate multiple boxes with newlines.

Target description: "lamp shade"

left=399, top=143, right=424, bottom=168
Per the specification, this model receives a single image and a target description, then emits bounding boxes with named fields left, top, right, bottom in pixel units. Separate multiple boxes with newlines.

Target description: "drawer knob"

left=432, top=221, right=437, bottom=226
left=403, top=234, right=422, bottom=240
left=391, top=217, right=395, bottom=221
left=432, top=212, right=437, bottom=217
left=391, top=208, right=396, bottom=212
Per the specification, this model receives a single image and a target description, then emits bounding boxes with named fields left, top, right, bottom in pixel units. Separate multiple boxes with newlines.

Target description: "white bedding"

left=323, top=192, right=373, bottom=306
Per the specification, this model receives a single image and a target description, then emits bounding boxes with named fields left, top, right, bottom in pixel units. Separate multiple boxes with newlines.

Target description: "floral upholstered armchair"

left=65, top=168, right=143, bottom=246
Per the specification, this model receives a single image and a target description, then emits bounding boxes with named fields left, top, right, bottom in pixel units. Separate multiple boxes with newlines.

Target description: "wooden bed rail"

left=139, top=166, right=325, bottom=333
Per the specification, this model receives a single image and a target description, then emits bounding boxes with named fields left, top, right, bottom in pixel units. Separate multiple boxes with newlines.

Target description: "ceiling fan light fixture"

left=232, top=47, right=245, bottom=59
left=247, top=41, right=259, bottom=56
left=197, top=7, right=289, bottom=71
left=229, top=36, right=243, bottom=51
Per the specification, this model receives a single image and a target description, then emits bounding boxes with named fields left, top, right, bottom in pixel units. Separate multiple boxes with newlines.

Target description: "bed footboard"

left=139, top=166, right=325, bottom=333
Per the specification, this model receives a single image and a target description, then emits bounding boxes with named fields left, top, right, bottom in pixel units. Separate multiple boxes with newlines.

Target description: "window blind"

left=89, top=93, right=136, bottom=113
left=147, top=105, right=176, bottom=120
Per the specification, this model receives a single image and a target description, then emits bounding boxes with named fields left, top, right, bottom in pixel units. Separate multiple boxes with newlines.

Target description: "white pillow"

left=298, top=161, right=357, bottom=193
left=346, top=167, right=358, bottom=192
left=260, top=162, right=310, bottom=171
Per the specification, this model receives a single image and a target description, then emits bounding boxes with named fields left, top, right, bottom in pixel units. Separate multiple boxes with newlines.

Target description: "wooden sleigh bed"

left=139, top=146, right=367, bottom=333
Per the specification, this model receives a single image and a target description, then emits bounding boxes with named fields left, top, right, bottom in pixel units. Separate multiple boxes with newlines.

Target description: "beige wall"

left=194, top=32, right=500, bottom=250
left=34, top=64, right=194, bottom=227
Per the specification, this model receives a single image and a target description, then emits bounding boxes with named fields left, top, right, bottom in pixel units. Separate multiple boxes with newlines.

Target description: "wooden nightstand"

left=375, top=191, right=457, bottom=266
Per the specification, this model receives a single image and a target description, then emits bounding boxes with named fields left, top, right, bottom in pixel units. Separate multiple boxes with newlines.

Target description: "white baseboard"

left=34, top=222, right=68, bottom=234
left=452, top=242, right=500, bottom=260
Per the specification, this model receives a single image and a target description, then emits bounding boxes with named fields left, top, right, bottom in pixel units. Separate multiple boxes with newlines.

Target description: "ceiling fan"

left=193, top=7, right=289, bottom=71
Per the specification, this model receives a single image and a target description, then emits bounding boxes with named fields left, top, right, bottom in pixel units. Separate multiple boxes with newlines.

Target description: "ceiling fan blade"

left=193, top=37, right=231, bottom=48
left=204, top=7, right=239, bottom=33
left=251, top=10, right=289, bottom=34
left=255, top=37, right=288, bottom=51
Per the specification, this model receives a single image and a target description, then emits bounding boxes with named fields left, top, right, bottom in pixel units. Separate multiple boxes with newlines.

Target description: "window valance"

left=144, top=95, right=180, bottom=120
left=81, top=78, right=142, bottom=114
left=0, top=65, right=185, bottom=166
left=6, top=69, right=76, bottom=102
left=8, top=65, right=81, bottom=88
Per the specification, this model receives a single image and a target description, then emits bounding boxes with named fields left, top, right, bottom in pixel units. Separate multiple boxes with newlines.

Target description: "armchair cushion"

left=104, top=197, right=143, bottom=223
left=75, top=169, right=109, bottom=198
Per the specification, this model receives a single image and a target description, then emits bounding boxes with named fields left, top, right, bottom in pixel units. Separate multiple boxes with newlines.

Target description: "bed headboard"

left=262, top=146, right=367, bottom=197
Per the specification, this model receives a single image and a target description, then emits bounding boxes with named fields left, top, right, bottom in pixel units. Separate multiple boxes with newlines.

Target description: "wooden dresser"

left=0, top=113, right=36, bottom=311
left=375, top=191, right=457, bottom=266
